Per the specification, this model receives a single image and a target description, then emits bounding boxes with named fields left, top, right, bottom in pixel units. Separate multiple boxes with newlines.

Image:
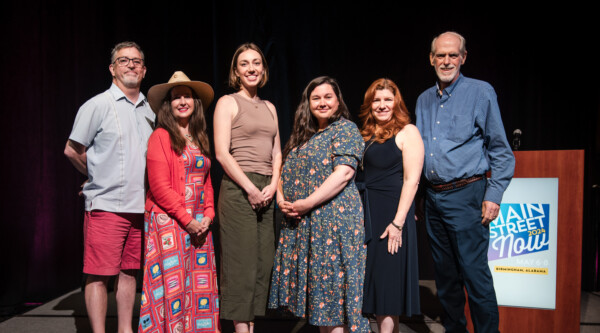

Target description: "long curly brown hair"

left=359, top=78, right=410, bottom=143
left=282, top=76, right=350, bottom=160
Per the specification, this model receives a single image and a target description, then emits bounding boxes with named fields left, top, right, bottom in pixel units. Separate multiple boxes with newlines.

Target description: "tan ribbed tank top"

left=229, top=93, right=277, bottom=175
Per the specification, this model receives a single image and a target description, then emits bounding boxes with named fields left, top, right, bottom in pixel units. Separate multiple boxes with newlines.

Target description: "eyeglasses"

left=113, top=57, right=144, bottom=67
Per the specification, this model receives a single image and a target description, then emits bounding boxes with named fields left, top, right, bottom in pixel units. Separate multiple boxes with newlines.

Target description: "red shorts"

left=83, top=210, right=143, bottom=276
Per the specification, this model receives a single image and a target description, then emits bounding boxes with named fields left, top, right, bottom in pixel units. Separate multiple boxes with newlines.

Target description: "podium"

left=464, top=150, right=584, bottom=332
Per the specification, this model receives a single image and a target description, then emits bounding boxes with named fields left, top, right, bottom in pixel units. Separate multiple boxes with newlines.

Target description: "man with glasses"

left=64, top=41, right=155, bottom=333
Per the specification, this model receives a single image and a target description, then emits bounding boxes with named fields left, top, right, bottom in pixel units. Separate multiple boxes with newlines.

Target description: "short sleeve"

left=69, top=98, right=105, bottom=147
left=331, top=119, right=365, bottom=169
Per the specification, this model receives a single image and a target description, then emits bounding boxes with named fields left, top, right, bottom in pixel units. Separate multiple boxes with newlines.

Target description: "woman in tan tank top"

left=213, top=43, right=282, bottom=333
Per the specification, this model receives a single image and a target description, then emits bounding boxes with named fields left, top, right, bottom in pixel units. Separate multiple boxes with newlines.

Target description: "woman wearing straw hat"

left=139, top=71, right=220, bottom=332
left=213, top=43, right=281, bottom=333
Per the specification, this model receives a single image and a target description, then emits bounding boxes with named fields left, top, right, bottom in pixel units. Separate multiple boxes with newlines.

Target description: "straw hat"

left=147, top=71, right=214, bottom=113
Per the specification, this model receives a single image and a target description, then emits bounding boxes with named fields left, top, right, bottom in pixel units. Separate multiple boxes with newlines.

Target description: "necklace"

left=184, top=133, right=197, bottom=148
left=237, top=90, right=260, bottom=103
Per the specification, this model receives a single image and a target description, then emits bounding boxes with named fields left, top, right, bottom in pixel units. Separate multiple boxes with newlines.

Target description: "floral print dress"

left=268, top=118, right=370, bottom=332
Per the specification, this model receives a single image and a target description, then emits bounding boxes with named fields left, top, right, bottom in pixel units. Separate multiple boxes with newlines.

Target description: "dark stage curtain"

left=1, top=1, right=598, bottom=310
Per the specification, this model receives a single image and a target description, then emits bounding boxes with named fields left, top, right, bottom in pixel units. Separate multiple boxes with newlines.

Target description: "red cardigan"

left=145, top=128, right=215, bottom=227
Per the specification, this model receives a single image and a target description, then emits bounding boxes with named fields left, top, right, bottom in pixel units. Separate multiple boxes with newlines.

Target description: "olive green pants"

left=218, top=173, right=275, bottom=321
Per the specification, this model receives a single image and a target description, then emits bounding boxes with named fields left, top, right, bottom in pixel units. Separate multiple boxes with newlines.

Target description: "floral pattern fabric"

left=139, top=145, right=220, bottom=333
left=268, top=118, right=370, bottom=332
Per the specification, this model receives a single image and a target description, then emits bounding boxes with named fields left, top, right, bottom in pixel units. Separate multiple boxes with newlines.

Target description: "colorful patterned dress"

left=268, top=118, right=370, bottom=332
left=139, top=145, right=220, bottom=333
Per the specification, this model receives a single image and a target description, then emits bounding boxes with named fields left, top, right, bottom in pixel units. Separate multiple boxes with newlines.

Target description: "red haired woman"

left=358, top=78, right=424, bottom=333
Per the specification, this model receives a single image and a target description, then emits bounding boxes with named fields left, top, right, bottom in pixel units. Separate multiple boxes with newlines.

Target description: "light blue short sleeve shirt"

left=69, top=84, right=156, bottom=213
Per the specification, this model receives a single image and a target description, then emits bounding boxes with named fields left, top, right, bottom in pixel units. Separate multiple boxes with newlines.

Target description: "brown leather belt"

left=427, top=175, right=484, bottom=192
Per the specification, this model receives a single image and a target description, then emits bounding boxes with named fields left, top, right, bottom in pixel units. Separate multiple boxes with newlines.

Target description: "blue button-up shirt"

left=416, top=74, right=515, bottom=204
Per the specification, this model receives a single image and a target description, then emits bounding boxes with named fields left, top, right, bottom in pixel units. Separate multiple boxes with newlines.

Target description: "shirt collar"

left=108, top=83, right=148, bottom=107
left=436, top=73, right=463, bottom=97
left=317, top=118, right=344, bottom=135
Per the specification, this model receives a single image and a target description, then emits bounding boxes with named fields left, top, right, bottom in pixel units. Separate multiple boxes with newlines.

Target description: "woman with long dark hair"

left=269, top=76, right=370, bottom=333
left=139, top=71, right=220, bottom=332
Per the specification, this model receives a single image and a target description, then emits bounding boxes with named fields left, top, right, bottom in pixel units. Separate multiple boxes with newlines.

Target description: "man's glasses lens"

left=115, top=57, right=144, bottom=67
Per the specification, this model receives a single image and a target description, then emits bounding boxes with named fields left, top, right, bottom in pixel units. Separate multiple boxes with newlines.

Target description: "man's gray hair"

left=110, top=41, right=145, bottom=63
left=430, top=31, right=466, bottom=56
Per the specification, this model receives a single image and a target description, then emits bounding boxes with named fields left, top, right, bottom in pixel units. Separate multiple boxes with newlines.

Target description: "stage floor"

left=1, top=280, right=598, bottom=332
left=0, top=280, right=444, bottom=333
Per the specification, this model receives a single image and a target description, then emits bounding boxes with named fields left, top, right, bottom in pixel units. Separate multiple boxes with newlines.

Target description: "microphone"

left=512, top=129, right=521, bottom=151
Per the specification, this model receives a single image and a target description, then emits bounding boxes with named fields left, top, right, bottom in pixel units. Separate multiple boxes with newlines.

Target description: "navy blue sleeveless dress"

left=359, top=137, right=420, bottom=316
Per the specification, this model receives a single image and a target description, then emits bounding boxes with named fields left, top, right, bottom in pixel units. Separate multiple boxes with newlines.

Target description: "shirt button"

left=441, top=105, right=444, bottom=108
left=436, top=121, right=440, bottom=124
left=431, top=170, right=435, bottom=174
left=433, top=137, right=437, bottom=140
left=430, top=153, right=433, bottom=156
